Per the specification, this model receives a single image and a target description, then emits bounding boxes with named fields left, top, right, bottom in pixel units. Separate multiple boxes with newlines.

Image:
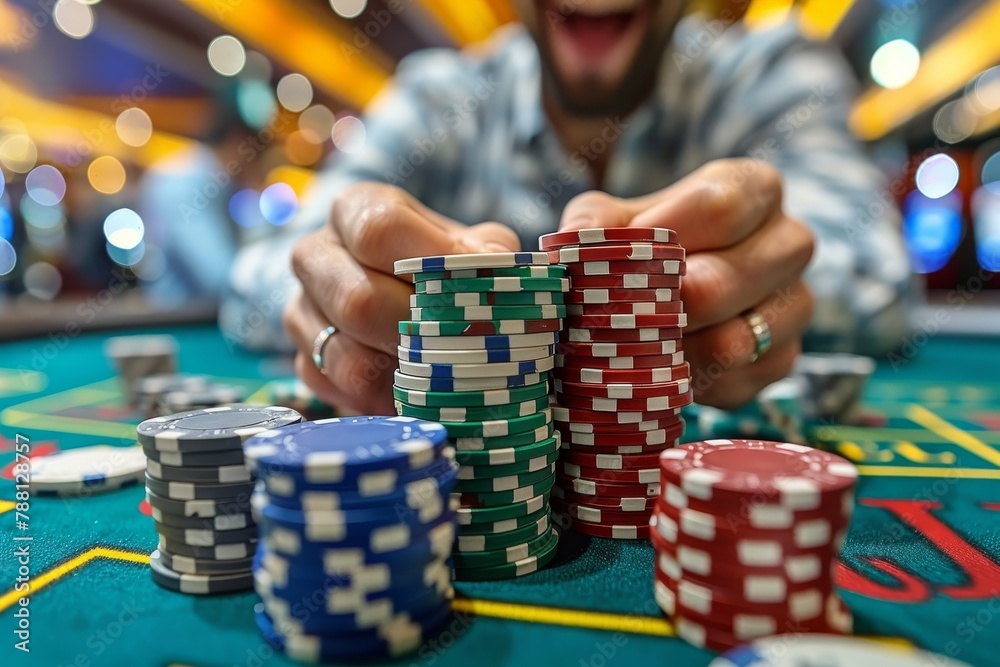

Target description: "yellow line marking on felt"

left=452, top=598, right=674, bottom=636
left=0, top=500, right=16, bottom=515
left=907, top=405, right=1000, bottom=468
left=855, top=465, right=1000, bottom=479
left=0, top=547, right=149, bottom=612
left=893, top=441, right=956, bottom=465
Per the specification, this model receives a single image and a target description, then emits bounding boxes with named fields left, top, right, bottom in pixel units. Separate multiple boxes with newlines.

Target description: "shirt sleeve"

left=219, top=52, right=460, bottom=352
left=697, top=20, right=915, bottom=356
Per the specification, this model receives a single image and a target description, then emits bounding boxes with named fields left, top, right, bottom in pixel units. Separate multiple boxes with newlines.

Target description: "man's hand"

left=558, top=159, right=815, bottom=409
left=284, top=183, right=520, bottom=414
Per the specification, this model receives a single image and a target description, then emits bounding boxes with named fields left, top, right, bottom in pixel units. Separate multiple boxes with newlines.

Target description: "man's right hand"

left=284, top=183, right=520, bottom=415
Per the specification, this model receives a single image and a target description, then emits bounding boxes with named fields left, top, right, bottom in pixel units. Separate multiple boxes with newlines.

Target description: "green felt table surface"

left=1, top=325, right=999, bottom=667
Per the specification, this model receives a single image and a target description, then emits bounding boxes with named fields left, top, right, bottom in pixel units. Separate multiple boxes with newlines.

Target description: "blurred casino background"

left=0, top=0, right=998, bottom=337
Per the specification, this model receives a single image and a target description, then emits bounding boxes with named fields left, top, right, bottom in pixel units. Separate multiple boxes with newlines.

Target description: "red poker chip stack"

left=651, top=438, right=858, bottom=652
left=539, top=227, right=692, bottom=540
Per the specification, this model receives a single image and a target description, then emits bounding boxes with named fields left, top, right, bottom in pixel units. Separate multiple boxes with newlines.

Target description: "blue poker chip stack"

left=243, top=416, right=459, bottom=663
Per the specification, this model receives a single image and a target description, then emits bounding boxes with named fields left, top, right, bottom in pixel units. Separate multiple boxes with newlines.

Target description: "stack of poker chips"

left=651, top=439, right=857, bottom=652
left=104, top=334, right=178, bottom=407
left=392, top=252, right=566, bottom=581
left=540, top=228, right=692, bottom=539
left=243, top=417, right=458, bottom=662
left=137, top=405, right=303, bottom=595
left=134, top=373, right=247, bottom=417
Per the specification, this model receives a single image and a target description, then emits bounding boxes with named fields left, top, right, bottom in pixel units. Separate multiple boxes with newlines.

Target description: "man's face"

left=514, top=0, right=685, bottom=117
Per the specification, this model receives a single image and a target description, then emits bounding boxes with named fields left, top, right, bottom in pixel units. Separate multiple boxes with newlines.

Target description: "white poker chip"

left=29, top=445, right=147, bottom=495
left=709, top=634, right=971, bottom=667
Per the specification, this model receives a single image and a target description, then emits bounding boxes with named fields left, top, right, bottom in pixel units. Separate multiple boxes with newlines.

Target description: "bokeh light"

left=285, top=131, right=323, bottom=166
left=132, top=244, right=166, bottom=281
left=26, top=165, right=67, bottom=206
left=332, top=116, right=366, bottom=154
left=276, top=73, right=313, bottom=112
left=228, top=189, right=265, bottom=228
left=103, top=208, right=144, bottom=250
left=973, top=66, right=1000, bottom=112
left=932, top=101, right=976, bottom=145
left=903, top=190, right=963, bottom=274
left=53, top=0, right=94, bottom=39
left=0, top=169, right=5, bottom=199
left=259, top=183, right=297, bottom=226
left=241, top=51, right=272, bottom=81
left=23, top=261, right=62, bottom=300
left=107, top=240, right=145, bottom=267
left=0, top=238, right=16, bottom=276
left=237, top=80, right=277, bottom=129
left=20, top=194, right=64, bottom=229
left=298, top=104, right=335, bottom=143
left=982, top=152, right=1000, bottom=195
left=88, top=156, right=126, bottom=194
left=870, top=39, right=920, bottom=89
left=207, top=35, right=246, bottom=77
left=0, top=134, right=37, bottom=173
left=116, top=107, right=153, bottom=147
left=0, top=207, right=13, bottom=241
left=972, top=185, right=1000, bottom=271
left=330, top=0, right=368, bottom=19
left=915, top=154, right=960, bottom=199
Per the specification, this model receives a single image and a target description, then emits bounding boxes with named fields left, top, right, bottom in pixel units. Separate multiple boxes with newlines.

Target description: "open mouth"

left=544, top=0, right=650, bottom=70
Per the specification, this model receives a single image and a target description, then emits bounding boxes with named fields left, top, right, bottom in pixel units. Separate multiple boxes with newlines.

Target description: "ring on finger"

left=743, top=309, right=771, bottom=364
left=311, top=325, right=338, bottom=373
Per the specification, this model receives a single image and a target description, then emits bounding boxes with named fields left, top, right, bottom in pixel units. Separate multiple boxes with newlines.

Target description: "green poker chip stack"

left=393, top=252, right=567, bottom=581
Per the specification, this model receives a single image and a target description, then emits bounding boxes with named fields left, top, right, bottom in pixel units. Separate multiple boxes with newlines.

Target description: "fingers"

left=629, top=160, right=784, bottom=251
left=464, top=221, right=521, bottom=252
left=558, top=191, right=635, bottom=232
left=330, top=183, right=508, bottom=273
left=682, top=215, right=815, bottom=330
left=684, top=280, right=813, bottom=408
left=291, top=231, right=410, bottom=352
left=284, top=293, right=396, bottom=414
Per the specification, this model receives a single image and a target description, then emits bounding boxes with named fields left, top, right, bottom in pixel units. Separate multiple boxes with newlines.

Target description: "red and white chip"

left=539, top=227, right=678, bottom=250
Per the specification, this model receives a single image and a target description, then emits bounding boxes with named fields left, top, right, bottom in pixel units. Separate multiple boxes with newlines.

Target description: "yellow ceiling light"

left=178, top=0, right=391, bottom=109
left=799, top=0, right=856, bottom=41
left=413, top=0, right=499, bottom=45
left=0, top=78, right=189, bottom=166
left=743, top=0, right=794, bottom=31
left=850, top=0, right=1000, bottom=140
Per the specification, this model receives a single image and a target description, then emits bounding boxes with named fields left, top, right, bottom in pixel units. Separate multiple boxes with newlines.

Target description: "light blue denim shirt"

left=221, top=16, right=911, bottom=356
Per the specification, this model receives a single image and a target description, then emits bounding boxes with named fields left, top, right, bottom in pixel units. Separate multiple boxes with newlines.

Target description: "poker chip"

left=456, top=494, right=547, bottom=525
left=708, top=634, right=971, bottom=667
left=397, top=344, right=555, bottom=364
left=557, top=475, right=660, bottom=498
left=451, top=525, right=557, bottom=568
left=453, top=423, right=555, bottom=451
left=28, top=445, right=146, bottom=496
left=564, top=287, right=678, bottom=304
left=163, top=385, right=247, bottom=413
left=567, top=273, right=682, bottom=289
left=568, top=518, right=650, bottom=539
left=392, top=381, right=550, bottom=408
left=454, top=434, right=560, bottom=466
left=137, top=405, right=303, bottom=452
left=457, top=473, right=556, bottom=508
left=394, top=252, right=549, bottom=274
left=651, top=439, right=858, bottom=652
left=412, top=265, right=566, bottom=281
left=153, top=547, right=255, bottom=575
left=456, top=511, right=551, bottom=551
left=565, top=312, right=688, bottom=329
left=555, top=352, right=685, bottom=370
left=539, top=227, right=678, bottom=250
left=145, top=473, right=255, bottom=501
left=149, top=549, right=254, bottom=594
left=565, top=327, right=682, bottom=342
left=558, top=461, right=659, bottom=484
left=560, top=449, right=664, bottom=470
left=156, top=523, right=259, bottom=547
left=555, top=390, right=693, bottom=413
left=551, top=486, right=656, bottom=512
left=145, top=489, right=250, bottom=518
left=409, top=304, right=567, bottom=322
left=452, top=462, right=555, bottom=493
left=415, top=276, right=569, bottom=294
left=142, top=444, right=248, bottom=468
left=397, top=356, right=555, bottom=379
left=556, top=339, right=681, bottom=358
left=395, top=395, right=549, bottom=422
left=399, top=331, right=558, bottom=350
left=410, top=290, right=564, bottom=307
left=557, top=414, right=682, bottom=433
left=557, top=426, right=684, bottom=448
left=146, top=459, right=252, bottom=484
left=552, top=405, right=683, bottom=424
left=554, top=365, right=690, bottom=384
left=134, top=373, right=210, bottom=416
left=566, top=300, right=683, bottom=316
left=158, top=534, right=257, bottom=561
left=563, top=259, right=685, bottom=276
left=551, top=499, right=653, bottom=524
left=456, top=450, right=559, bottom=480
left=392, top=369, right=550, bottom=392
left=554, top=376, right=690, bottom=399
left=150, top=506, right=254, bottom=531
left=457, top=505, right=549, bottom=534
left=438, top=409, right=553, bottom=438
left=399, top=318, right=562, bottom=336
left=550, top=243, right=685, bottom=263
left=451, top=528, right=560, bottom=581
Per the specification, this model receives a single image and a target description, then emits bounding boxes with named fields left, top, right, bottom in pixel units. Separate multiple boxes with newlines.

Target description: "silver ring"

left=744, top=310, right=771, bottom=364
left=311, top=326, right=337, bottom=373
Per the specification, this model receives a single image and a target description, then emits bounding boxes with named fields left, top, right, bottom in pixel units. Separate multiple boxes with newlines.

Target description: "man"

left=222, top=1, right=911, bottom=416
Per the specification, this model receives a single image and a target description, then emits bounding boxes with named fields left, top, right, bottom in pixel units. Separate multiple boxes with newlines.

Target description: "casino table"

left=2, top=324, right=998, bottom=667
